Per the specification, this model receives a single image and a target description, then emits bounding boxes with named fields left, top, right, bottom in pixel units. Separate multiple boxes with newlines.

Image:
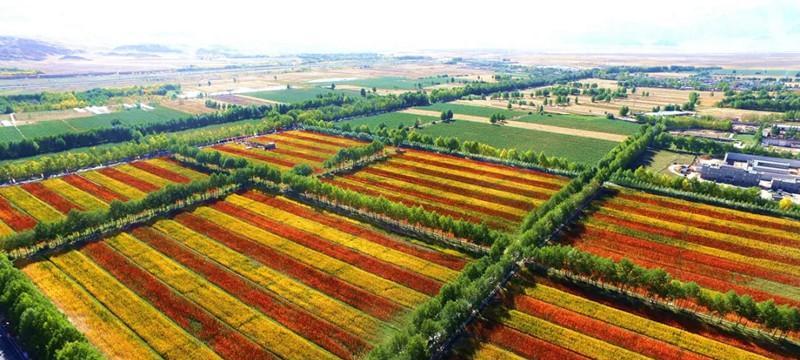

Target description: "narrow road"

left=400, top=109, right=628, bottom=142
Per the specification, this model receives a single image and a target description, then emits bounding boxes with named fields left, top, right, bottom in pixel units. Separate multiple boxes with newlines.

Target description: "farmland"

left=0, top=105, right=189, bottom=143
left=449, top=271, right=794, bottom=360
left=417, top=103, right=528, bottom=118
left=22, top=191, right=470, bottom=360
left=244, top=87, right=362, bottom=103
left=563, top=187, right=800, bottom=308
left=335, top=76, right=452, bottom=90
left=208, top=130, right=366, bottom=172
left=416, top=121, right=619, bottom=165
left=0, top=158, right=206, bottom=236
left=513, top=113, right=643, bottom=136
left=336, top=112, right=440, bottom=130
left=325, top=148, right=568, bottom=231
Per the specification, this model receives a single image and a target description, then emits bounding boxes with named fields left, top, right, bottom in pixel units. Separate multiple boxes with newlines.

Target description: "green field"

left=336, top=112, right=439, bottom=130
left=67, top=106, right=188, bottom=131
left=0, top=126, right=24, bottom=142
left=515, top=113, right=643, bottom=135
left=733, top=133, right=757, bottom=146
left=417, top=121, right=618, bottom=165
left=0, top=117, right=266, bottom=165
left=337, top=76, right=449, bottom=90
left=635, top=149, right=697, bottom=176
left=417, top=103, right=527, bottom=118
left=0, top=105, right=189, bottom=143
left=245, top=87, right=360, bottom=103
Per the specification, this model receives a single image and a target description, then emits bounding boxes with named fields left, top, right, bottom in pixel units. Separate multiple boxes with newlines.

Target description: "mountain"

left=0, top=36, right=75, bottom=61
left=112, top=44, right=182, bottom=54
left=196, top=46, right=263, bottom=59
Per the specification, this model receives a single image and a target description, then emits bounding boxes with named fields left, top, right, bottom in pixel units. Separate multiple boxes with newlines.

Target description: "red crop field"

left=0, top=158, right=207, bottom=236
left=563, top=187, right=800, bottom=308
left=449, top=272, right=794, bottom=360
left=22, top=190, right=471, bottom=359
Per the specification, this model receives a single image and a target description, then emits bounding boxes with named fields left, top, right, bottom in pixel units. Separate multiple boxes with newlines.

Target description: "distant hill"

left=196, top=46, right=263, bottom=59
left=0, top=36, right=74, bottom=61
left=112, top=44, right=182, bottom=54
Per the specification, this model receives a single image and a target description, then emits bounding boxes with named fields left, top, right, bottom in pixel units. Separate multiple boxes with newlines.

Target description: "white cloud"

left=0, top=0, right=798, bottom=53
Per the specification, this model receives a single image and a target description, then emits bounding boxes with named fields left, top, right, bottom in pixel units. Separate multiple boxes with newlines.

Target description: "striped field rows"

left=453, top=273, right=791, bottom=360
left=23, top=191, right=471, bottom=359
left=0, top=158, right=207, bottom=237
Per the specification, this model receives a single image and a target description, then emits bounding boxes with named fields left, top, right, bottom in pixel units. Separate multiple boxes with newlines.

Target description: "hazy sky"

left=1, top=0, right=799, bottom=54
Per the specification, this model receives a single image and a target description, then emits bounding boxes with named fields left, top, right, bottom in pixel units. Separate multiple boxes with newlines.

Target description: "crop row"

left=209, top=130, right=364, bottom=171
left=23, top=191, right=469, bottom=359
left=452, top=274, right=786, bottom=359
left=0, top=158, right=207, bottom=236
left=566, top=188, right=800, bottom=307
left=328, top=148, right=567, bottom=231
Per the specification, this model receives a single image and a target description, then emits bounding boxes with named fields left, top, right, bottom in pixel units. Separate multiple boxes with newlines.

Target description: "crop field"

left=22, top=191, right=470, bottom=360
left=0, top=158, right=206, bottom=236
left=336, top=76, right=449, bottom=90
left=562, top=187, right=800, bottom=308
left=513, top=113, right=643, bottom=136
left=416, top=103, right=528, bottom=118
left=325, top=149, right=568, bottom=231
left=244, top=87, right=361, bottom=103
left=449, top=271, right=792, bottom=360
left=209, top=130, right=366, bottom=171
left=0, top=106, right=189, bottom=143
left=416, top=121, right=619, bottom=165
left=336, top=112, right=440, bottom=130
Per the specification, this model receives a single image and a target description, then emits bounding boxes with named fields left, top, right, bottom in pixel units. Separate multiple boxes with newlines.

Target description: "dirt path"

left=400, top=108, right=628, bottom=142
left=234, top=94, right=283, bottom=105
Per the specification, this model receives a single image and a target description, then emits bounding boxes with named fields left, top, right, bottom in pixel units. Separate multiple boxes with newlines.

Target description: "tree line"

left=529, top=245, right=800, bottom=336
left=612, top=169, right=800, bottom=219
left=0, top=255, right=103, bottom=359
left=322, top=140, right=385, bottom=170
left=639, top=115, right=732, bottom=131
left=718, top=90, right=800, bottom=112
left=428, top=69, right=595, bottom=103
left=0, top=84, right=180, bottom=113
